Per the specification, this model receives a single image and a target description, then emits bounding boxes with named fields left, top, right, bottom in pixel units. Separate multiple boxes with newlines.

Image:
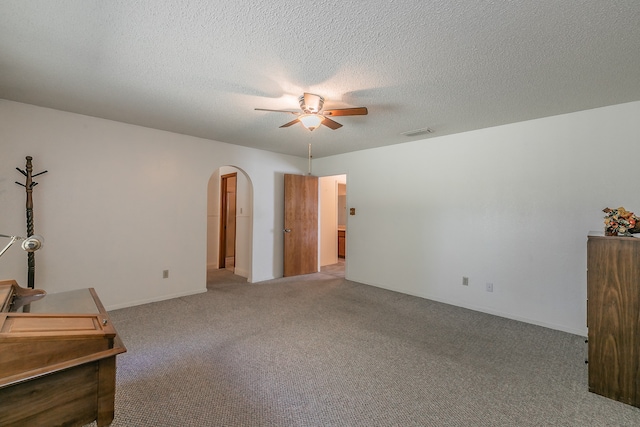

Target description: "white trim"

left=105, top=288, right=207, bottom=311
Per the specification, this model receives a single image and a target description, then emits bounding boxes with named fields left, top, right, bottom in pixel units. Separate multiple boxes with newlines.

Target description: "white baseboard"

left=347, top=275, right=587, bottom=337
left=105, top=288, right=207, bottom=311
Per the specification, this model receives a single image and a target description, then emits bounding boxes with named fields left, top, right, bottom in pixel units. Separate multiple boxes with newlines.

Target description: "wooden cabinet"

left=0, top=280, right=126, bottom=426
left=338, top=229, right=346, bottom=258
left=587, top=234, right=640, bottom=407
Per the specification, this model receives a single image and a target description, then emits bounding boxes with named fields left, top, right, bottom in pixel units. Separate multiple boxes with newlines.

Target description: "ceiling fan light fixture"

left=299, top=114, right=324, bottom=131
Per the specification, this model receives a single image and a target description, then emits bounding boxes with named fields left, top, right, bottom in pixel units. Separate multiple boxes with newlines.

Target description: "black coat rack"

left=15, top=156, right=48, bottom=289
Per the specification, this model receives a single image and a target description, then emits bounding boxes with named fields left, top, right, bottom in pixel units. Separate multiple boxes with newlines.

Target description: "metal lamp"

left=0, top=234, right=44, bottom=258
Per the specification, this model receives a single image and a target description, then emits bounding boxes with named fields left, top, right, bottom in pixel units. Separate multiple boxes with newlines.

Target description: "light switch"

left=350, top=208, right=356, bottom=215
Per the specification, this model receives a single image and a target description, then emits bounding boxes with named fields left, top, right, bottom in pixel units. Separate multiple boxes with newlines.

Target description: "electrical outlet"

left=462, top=276, right=469, bottom=286
left=163, top=270, right=169, bottom=279
left=486, top=282, right=493, bottom=292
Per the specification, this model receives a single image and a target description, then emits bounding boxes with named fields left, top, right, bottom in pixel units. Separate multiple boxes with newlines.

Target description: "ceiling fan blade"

left=322, top=107, right=368, bottom=117
left=280, top=118, right=301, bottom=128
left=255, top=108, right=299, bottom=115
left=321, top=117, right=343, bottom=130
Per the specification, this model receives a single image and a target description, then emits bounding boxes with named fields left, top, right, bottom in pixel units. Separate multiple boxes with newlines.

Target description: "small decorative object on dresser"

left=602, top=206, right=640, bottom=236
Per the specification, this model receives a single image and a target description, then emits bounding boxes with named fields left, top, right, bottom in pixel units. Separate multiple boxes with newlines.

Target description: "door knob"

left=284, top=229, right=291, bottom=233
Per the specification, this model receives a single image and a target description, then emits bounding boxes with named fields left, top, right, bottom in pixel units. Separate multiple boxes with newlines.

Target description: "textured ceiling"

left=2, top=1, right=640, bottom=158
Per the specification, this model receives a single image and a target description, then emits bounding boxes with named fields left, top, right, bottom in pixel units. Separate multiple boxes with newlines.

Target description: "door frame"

left=219, top=172, right=237, bottom=270
left=319, top=174, right=347, bottom=267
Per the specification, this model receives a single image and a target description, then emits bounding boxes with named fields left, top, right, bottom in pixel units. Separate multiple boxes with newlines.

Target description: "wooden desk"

left=0, top=280, right=126, bottom=426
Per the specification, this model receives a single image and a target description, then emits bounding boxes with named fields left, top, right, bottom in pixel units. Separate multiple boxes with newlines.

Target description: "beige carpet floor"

left=85, top=265, right=640, bottom=426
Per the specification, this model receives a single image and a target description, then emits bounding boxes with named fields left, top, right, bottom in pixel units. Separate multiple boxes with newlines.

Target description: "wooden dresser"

left=587, top=234, right=640, bottom=407
left=0, top=279, right=126, bottom=426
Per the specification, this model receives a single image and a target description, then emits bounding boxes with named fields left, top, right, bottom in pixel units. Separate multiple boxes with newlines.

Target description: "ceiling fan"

left=255, top=93, right=368, bottom=131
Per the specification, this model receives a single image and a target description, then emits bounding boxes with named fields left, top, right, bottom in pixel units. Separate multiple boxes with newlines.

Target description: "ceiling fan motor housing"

left=299, top=93, right=324, bottom=113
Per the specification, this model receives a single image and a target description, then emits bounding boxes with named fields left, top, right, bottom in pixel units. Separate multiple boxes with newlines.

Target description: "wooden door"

left=284, top=174, right=318, bottom=276
left=219, top=173, right=237, bottom=270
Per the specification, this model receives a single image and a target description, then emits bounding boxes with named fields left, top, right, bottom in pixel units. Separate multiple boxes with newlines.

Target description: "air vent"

left=401, top=127, right=433, bottom=137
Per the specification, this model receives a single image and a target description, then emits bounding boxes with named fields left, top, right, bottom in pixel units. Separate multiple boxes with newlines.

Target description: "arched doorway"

left=207, top=166, right=254, bottom=281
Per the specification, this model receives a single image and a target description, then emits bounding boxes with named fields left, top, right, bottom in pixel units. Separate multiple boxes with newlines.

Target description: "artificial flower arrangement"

left=603, top=207, right=640, bottom=236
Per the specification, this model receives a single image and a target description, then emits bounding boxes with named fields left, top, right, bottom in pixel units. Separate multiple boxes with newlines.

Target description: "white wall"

left=0, top=100, right=306, bottom=309
left=4, top=99, right=638, bottom=335
left=313, top=101, right=640, bottom=336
